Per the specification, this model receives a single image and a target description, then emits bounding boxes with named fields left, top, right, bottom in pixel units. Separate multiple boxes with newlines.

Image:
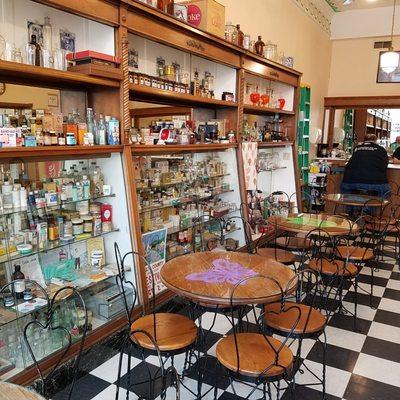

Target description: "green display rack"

left=297, top=85, right=311, bottom=185
left=343, top=109, right=354, bottom=152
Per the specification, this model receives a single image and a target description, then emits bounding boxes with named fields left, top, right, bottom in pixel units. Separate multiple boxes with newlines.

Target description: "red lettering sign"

left=187, top=5, right=202, bottom=27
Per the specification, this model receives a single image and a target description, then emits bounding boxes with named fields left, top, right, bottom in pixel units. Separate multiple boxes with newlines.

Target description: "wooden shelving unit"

left=1, top=0, right=303, bottom=387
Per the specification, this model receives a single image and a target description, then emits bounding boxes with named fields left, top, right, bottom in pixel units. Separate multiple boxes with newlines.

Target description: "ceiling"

left=326, top=0, right=396, bottom=12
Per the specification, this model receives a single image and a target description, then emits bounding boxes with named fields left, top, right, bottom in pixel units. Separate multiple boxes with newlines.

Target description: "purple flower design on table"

left=185, top=258, right=257, bottom=285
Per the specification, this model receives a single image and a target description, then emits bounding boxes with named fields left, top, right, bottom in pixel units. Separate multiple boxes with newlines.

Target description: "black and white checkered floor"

left=54, top=241, right=400, bottom=400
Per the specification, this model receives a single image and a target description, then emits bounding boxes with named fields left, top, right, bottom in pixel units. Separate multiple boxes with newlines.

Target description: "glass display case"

left=132, top=147, right=244, bottom=294
left=0, top=153, right=134, bottom=381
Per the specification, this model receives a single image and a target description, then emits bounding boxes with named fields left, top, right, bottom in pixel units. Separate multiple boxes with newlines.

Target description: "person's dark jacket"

left=343, top=141, right=388, bottom=184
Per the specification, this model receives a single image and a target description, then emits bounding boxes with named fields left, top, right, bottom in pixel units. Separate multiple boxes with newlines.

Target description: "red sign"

left=187, top=5, right=202, bottom=27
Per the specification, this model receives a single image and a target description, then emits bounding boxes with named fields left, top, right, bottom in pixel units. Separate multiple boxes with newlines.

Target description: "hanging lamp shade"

left=380, top=50, right=400, bottom=74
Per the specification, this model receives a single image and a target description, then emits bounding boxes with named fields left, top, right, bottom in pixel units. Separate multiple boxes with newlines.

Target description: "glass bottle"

left=13, top=48, right=23, bottom=63
left=236, top=25, right=244, bottom=47
left=95, top=113, right=106, bottom=145
left=29, top=35, right=42, bottom=66
left=166, top=0, right=174, bottom=14
left=12, top=265, right=25, bottom=299
left=157, top=0, right=165, bottom=11
left=43, top=16, right=52, bottom=51
left=255, top=36, right=265, bottom=56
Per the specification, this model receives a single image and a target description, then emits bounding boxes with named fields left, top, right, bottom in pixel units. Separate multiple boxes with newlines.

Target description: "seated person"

left=341, top=134, right=390, bottom=198
left=391, top=135, right=400, bottom=154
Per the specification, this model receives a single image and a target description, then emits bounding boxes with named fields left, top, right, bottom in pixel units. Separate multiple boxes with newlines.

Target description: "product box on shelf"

left=181, top=0, right=225, bottom=38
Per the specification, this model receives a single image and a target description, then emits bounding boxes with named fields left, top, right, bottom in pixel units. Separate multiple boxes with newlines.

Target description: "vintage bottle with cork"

left=236, top=25, right=244, bottom=47
left=255, top=36, right=265, bottom=56
left=12, top=265, right=25, bottom=300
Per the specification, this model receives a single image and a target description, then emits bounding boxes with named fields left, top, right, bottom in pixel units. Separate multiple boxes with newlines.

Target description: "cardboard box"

left=181, top=0, right=225, bottom=38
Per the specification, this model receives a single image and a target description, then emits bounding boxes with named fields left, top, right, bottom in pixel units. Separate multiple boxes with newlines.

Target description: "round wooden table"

left=0, top=382, right=45, bottom=400
left=325, top=193, right=388, bottom=208
left=269, top=213, right=356, bottom=236
left=160, top=252, right=296, bottom=306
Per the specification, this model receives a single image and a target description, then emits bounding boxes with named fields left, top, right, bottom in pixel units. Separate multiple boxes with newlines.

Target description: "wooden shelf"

left=129, top=84, right=238, bottom=108
left=0, top=60, right=121, bottom=89
left=0, top=145, right=123, bottom=160
left=131, top=143, right=237, bottom=155
left=243, top=104, right=295, bottom=116
left=257, top=141, right=294, bottom=148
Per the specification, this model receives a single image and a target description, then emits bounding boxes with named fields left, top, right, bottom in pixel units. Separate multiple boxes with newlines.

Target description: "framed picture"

left=60, top=29, right=76, bottom=52
left=377, top=51, right=400, bottom=83
left=128, top=49, right=139, bottom=71
left=48, top=93, right=59, bottom=107
left=27, top=21, right=43, bottom=45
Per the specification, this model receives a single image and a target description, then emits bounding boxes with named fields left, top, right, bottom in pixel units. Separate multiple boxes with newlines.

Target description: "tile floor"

left=53, top=244, right=400, bottom=400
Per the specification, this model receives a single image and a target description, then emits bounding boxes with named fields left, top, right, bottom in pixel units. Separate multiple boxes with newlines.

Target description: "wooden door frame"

left=324, top=96, right=400, bottom=149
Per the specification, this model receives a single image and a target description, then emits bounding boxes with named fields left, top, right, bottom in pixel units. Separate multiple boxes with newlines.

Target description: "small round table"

left=160, top=251, right=296, bottom=306
left=325, top=193, right=388, bottom=212
left=0, top=382, right=45, bottom=400
left=269, top=213, right=357, bottom=236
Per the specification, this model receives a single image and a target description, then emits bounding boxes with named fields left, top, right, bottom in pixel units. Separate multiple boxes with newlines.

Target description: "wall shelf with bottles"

left=131, top=143, right=237, bottom=154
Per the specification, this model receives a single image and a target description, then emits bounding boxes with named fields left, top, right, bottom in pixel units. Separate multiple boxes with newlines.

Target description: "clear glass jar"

left=265, top=41, right=278, bottom=61
left=224, top=22, right=237, bottom=44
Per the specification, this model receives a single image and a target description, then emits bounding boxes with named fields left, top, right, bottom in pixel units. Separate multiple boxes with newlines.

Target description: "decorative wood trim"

left=131, top=143, right=237, bottom=155
left=258, top=142, right=294, bottom=148
left=130, top=106, right=192, bottom=118
left=325, top=96, right=400, bottom=109
left=130, top=84, right=238, bottom=108
left=122, top=146, right=148, bottom=307
left=32, top=0, right=119, bottom=26
left=242, top=59, right=301, bottom=87
left=243, top=104, right=296, bottom=116
left=0, top=146, right=123, bottom=161
left=0, top=102, right=33, bottom=109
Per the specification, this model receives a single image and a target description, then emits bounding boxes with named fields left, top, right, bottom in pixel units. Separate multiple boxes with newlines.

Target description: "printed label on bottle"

left=14, top=280, right=25, bottom=293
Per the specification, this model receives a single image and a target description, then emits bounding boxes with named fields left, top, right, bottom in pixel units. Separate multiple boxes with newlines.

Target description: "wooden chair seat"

left=365, top=219, right=397, bottom=232
left=336, top=245, right=374, bottom=261
left=308, top=258, right=358, bottom=277
left=216, top=333, right=293, bottom=378
left=257, top=248, right=296, bottom=265
left=265, top=302, right=326, bottom=335
left=276, top=236, right=312, bottom=250
left=131, top=313, right=197, bottom=352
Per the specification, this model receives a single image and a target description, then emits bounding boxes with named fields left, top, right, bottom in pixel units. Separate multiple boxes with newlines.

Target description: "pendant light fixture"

left=380, top=0, right=399, bottom=74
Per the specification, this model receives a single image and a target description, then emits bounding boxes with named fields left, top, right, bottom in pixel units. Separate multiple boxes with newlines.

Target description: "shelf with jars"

left=127, top=100, right=238, bottom=146
left=0, top=0, right=120, bottom=89
left=128, top=33, right=238, bottom=107
left=0, top=104, right=122, bottom=153
left=0, top=154, right=134, bottom=381
left=132, top=147, right=245, bottom=274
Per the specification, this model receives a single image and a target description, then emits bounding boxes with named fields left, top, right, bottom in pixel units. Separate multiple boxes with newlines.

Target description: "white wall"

left=0, top=0, right=115, bottom=56
left=331, top=6, right=400, bottom=40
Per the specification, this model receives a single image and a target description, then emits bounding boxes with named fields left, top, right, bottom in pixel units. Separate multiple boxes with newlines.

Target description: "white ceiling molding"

left=291, top=0, right=335, bottom=34
left=331, top=6, right=400, bottom=39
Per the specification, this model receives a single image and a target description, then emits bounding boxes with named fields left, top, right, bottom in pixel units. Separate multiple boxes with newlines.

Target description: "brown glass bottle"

left=166, top=0, right=174, bottom=14
left=29, top=34, right=41, bottom=66
left=255, top=36, right=265, bottom=56
left=236, top=25, right=244, bottom=48
left=12, top=265, right=25, bottom=300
